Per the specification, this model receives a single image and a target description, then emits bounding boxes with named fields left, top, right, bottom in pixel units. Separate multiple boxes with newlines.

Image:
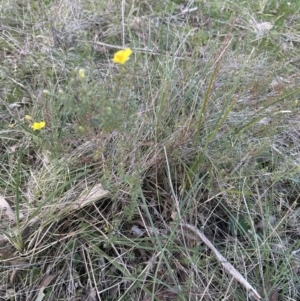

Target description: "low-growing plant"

left=1, top=0, right=300, bottom=300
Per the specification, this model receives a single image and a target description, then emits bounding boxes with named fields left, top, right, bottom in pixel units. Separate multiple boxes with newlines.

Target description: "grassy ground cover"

left=1, top=0, right=300, bottom=300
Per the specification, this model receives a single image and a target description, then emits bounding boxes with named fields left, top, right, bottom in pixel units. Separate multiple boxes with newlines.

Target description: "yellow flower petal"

left=112, top=48, right=132, bottom=64
left=78, top=69, right=85, bottom=79
left=31, top=121, right=46, bottom=131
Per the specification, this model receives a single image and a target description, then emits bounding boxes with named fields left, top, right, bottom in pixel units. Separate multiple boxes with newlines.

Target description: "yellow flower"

left=31, top=121, right=46, bottom=131
left=78, top=69, right=85, bottom=79
left=25, top=115, right=32, bottom=121
left=112, top=48, right=132, bottom=64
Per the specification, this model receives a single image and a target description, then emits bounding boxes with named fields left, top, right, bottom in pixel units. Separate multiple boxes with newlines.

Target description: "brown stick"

left=180, top=223, right=262, bottom=300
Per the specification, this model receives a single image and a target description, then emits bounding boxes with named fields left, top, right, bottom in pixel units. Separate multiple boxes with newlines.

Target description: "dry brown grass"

left=1, top=0, right=300, bottom=300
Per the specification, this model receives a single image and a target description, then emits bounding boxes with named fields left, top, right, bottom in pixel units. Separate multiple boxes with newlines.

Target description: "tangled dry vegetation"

left=2, top=0, right=300, bottom=300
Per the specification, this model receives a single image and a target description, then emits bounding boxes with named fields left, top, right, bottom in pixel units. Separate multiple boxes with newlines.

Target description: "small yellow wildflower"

left=106, top=107, right=112, bottom=114
left=112, top=48, right=132, bottom=64
left=31, top=121, right=46, bottom=131
left=25, top=115, right=32, bottom=121
left=78, top=68, right=85, bottom=79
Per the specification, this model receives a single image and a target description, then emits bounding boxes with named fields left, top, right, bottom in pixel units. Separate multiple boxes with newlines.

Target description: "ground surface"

left=1, top=0, right=300, bottom=300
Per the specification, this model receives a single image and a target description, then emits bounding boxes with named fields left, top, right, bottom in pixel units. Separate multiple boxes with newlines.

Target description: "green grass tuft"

left=1, top=0, right=300, bottom=300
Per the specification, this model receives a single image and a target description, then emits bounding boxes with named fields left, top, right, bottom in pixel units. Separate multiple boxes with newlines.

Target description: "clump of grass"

left=2, top=0, right=300, bottom=300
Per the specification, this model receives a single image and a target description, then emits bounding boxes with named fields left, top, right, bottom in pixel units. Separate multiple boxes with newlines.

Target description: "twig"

left=121, top=0, right=125, bottom=48
left=94, top=40, right=158, bottom=52
left=93, top=40, right=185, bottom=60
left=170, top=7, right=198, bottom=19
left=213, top=16, right=235, bottom=68
left=180, top=223, right=262, bottom=300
